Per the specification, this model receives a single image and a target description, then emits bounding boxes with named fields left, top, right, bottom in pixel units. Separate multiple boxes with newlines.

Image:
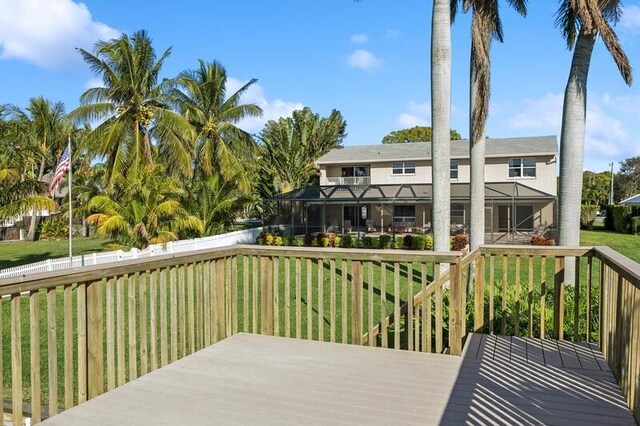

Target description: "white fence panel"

left=0, top=226, right=286, bottom=280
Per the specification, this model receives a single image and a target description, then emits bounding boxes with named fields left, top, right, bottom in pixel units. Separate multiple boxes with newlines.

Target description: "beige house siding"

left=320, top=154, right=556, bottom=197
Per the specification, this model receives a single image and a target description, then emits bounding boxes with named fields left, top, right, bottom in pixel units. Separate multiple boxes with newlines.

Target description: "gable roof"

left=316, top=135, right=557, bottom=165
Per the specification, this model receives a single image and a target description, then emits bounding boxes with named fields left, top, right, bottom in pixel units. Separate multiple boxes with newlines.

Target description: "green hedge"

left=605, top=205, right=632, bottom=233
left=632, top=216, right=640, bottom=235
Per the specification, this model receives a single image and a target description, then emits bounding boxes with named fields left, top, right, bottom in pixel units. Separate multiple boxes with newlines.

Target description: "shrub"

left=379, top=234, right=392, bottom=249
left=333, top=235, right=341, bottom=248
left=265, top=233, right=275, bottom=245
left=631, top=216, right=640, bottom=235
left=580, top=205, right=599, bottom=230
left=362, top=236, right=373, bottom=248
left=303, top=233, right=315, bottom=246
left=316, top=232, right=336, bottom=247
left=368, top=236, right=378, bottom=249
left=274, top=236, right=284, bottom=246
left=425, top=236, right=434, bottom=251
left=340, top=235, right=354, bottom=248
left=39, top=218, right=68, bottom=241
left=403, top=234, right=413, bottom=248
left=284, top=236, right=293, bottom=246
left=394, top=236, right=404, bottom=249
left=411, top=235, right=426, bottom=250
left=451, top=235, right=468, bottom=251
left=606, top=205, right=633, bottom=233
left=294, top=237, right=304, bottom=247
left=311, top=239, right=319, bottom=247
left=530, top=235, right=554, bottom=246
left=320, top=237, right=330, bottom=247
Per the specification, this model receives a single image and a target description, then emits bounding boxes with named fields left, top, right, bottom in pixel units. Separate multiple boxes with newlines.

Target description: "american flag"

left=49, top=146, right=70, bottom=195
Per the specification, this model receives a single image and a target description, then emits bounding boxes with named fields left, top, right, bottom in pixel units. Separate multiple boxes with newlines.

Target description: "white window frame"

left=450, top=159, right=459, bottom=180
left=391, top=161, right=416, bottom=176
left=508, top=157, right=536, bottom=179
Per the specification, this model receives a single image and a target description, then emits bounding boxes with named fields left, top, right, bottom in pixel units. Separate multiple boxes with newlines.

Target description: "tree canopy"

left=382, top=126, right=461, bottom=144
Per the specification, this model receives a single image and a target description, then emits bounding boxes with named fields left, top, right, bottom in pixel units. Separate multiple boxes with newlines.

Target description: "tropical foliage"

left=381, top=126, right=461, bottom=144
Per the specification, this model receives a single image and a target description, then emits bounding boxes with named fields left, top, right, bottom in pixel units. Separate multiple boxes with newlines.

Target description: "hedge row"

left=605, top=205, right=640, bottom=234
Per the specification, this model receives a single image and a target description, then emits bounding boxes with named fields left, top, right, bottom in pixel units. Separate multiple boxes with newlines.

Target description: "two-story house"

left=265, top=136, right=557, bottom=242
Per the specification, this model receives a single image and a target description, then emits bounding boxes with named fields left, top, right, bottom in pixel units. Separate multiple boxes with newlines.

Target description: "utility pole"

left=609, top=162, right=614, bottom=205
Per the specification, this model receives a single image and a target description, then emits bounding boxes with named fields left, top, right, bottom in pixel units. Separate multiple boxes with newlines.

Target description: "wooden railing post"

left=449, top=260, right=463, bottom=355
left=553, top=257, right=565, bottom=340
left=261, top=256, right=273, bottom=335
left=87, top=279, right=104, bottom=399
left=351, top=261, right=363, bottom=345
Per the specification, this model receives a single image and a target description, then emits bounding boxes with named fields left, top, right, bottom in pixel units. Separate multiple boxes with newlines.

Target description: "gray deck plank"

left=541, top=337, right=564, bottom=367
left=42, top=333, right=635, bottom=426
left=575, top=342, right=603, bottom=371
left=557, top=339, right=582, bottom=369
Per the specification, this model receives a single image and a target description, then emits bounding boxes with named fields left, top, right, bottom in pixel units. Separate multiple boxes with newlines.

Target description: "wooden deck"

left=42, top=333, right=635, bottom=425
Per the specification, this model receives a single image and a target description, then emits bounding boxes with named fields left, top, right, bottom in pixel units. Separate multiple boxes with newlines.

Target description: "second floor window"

left=450, top=160, right=459, bottom=180
left=392, top=161, right=415, bottom=175
left=341, top=166, right=369, bottom=177
left=509, top=157, right=536, bottom=178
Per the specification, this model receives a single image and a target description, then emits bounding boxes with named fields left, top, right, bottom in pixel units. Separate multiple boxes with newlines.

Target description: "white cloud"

left=396, top=101, right=431, bottom=128
left=347, top=49, right=381, bottom=72
left=507, top=92, right=640, bottom=171
left=349, top=33, right=368, bottom=44
left=83, top=77, right=104, bottom=90
left=620, top=5, right=640, bottom=33
left=0, top=0, right=119, bottom=68
left=226, top=78, right=304, bottom=134
left=384, top=29, right=399, bottom=39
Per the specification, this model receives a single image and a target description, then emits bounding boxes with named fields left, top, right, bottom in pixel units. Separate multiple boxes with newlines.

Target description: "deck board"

left=42, top=333, right=635, bottom=425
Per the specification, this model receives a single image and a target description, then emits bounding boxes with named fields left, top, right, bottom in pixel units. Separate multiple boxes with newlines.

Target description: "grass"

left=0, top=237, right=110, bottom=270
left=580, top=221, right=640, bottom=263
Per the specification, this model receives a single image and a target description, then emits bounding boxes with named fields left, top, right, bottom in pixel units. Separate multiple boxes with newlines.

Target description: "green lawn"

left=580, top=222, right=640, bottom=263
left=0, top=237, right=110, bottom=270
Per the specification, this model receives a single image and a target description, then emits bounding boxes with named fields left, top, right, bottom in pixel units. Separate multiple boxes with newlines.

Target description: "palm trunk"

left=469, top=32, right=486, bottom=250
left=431, top=0, right=452, bottom=252
left=558, top=29, right=596, bottom=284
left=143, top=130, right=154, bottom=167
left=26, top=158, right=47, bottom=241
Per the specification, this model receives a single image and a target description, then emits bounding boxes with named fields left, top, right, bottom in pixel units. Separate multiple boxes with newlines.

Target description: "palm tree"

left=556, top=0, right=632, bottom=253
left=161, top=60, right=263, bottom=187
left=258, top=107, right=347, bottom=194
left=431, top=0, right=452, bottom=253
left=454, top=0, right=527, bottom=249
left=72, top=30, right=185, bottom=184
left=0, top=169, right=56, bottom=221
left=8, top=97, right=68, bottom=240
left=86, top=165, right=203, bottom=249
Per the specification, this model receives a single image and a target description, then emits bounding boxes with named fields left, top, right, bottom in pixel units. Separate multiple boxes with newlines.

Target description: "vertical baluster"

left=116, top=277, right=125, bottom=387
left=574, top=258, right=581, bottom=341
left=107, top=278, right=116, bottom=390
left=232, top=256, right=238, bottom=335
left=274, top=257, right=280, bottom=336
left=296, top=257, right=302, bottom=339
left=489, top=256, right=494, bottom=335
left=407, top=262, right=414, bottom=351
left=330, top=259, right=336, bottom=342
left=474, top=256, right=485, bottom=333
left=203, top=261, right=211, bottom=347
left=318, top=258, right=324, bottom=341
left=586, top=256, right=592, bottom=342
left=307, top=258, right=313, bottom=339
left=352, top=260, right=363, bottom=345
left=149, top=270, right=158, bottom=372
left=30, top=290, right=41, bottom=423
left=261, top=257, right=273, bottom=335
left=225, top=258, right=232, bottom=340
left=540, top=257, right=547, bottom=339
left=253, top=256, right=259, bottom=334
left=171, top=266, right=178, bottom=360
left=160, top=268, right=168, bottom=366
left=128, top=274, right=138, bottom=379
left=242, top=256, right=249, bottom=333
left=341, top=260, right=348, bottom=344
left=423, top=263, right=430, bottom=352
left=88, top=280, right=104, bottom=399
left=11, top=293, right=22, bottom=426
left=553, top=256, right=565, bottom=340
left=515, top=255, right=521, bottom=337
left=527, top=256, right=534, bottom=338
left=139, top=272, right=148, bottom=375
left=48, top=287, right=58, bottom=415
left=394, top=262, right=400, bottom=349
left=501, top=255, right=508, bottom=334
left=435, top=263, right=443, bottom=354
left=381, top=262, right=388, bottom=349
left=285, top=257, right=291, bottom=338
left=64, top=284, right=73, bottom=408
left=368, top=261, right=374, bottom=347
left=77, top=283, right=87, bottom=403
left=188, top=263, right=195, bottom=353
left=179, top=265, right=186, bottom=356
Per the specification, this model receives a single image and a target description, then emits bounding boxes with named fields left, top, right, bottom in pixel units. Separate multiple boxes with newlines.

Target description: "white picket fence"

left=0, top=226, right=284, bottom=280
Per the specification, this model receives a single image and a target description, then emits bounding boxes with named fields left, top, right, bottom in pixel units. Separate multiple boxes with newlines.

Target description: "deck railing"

left=0, top=243, right=638, bottom=422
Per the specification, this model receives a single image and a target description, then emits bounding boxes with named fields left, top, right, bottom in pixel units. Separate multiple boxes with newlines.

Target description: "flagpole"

left=68, top=134, right=73, bottom=266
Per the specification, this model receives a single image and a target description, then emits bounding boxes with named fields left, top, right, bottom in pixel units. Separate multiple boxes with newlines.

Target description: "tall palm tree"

left=8, top=97, right=68, bottom=240
left=556, top=0, right=632, bottom=253
left=454, top=0, right=527, bottom=249
left=0, top=169, right=56, bottom=221
left=431, top=0, right=452, bottom=253
left=72, top=30, right=185, bottom=184
left=161, top=60, right=263, bottom=187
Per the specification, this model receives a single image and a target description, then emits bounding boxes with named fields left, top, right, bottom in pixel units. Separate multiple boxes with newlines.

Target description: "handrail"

left=593, top=246, right=640, bottom=287
left=479, top=245, right=595, bottom=257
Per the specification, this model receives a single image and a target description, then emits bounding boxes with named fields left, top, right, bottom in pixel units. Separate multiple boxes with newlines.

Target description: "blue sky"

left=1, top=0, right=639, bottom=172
